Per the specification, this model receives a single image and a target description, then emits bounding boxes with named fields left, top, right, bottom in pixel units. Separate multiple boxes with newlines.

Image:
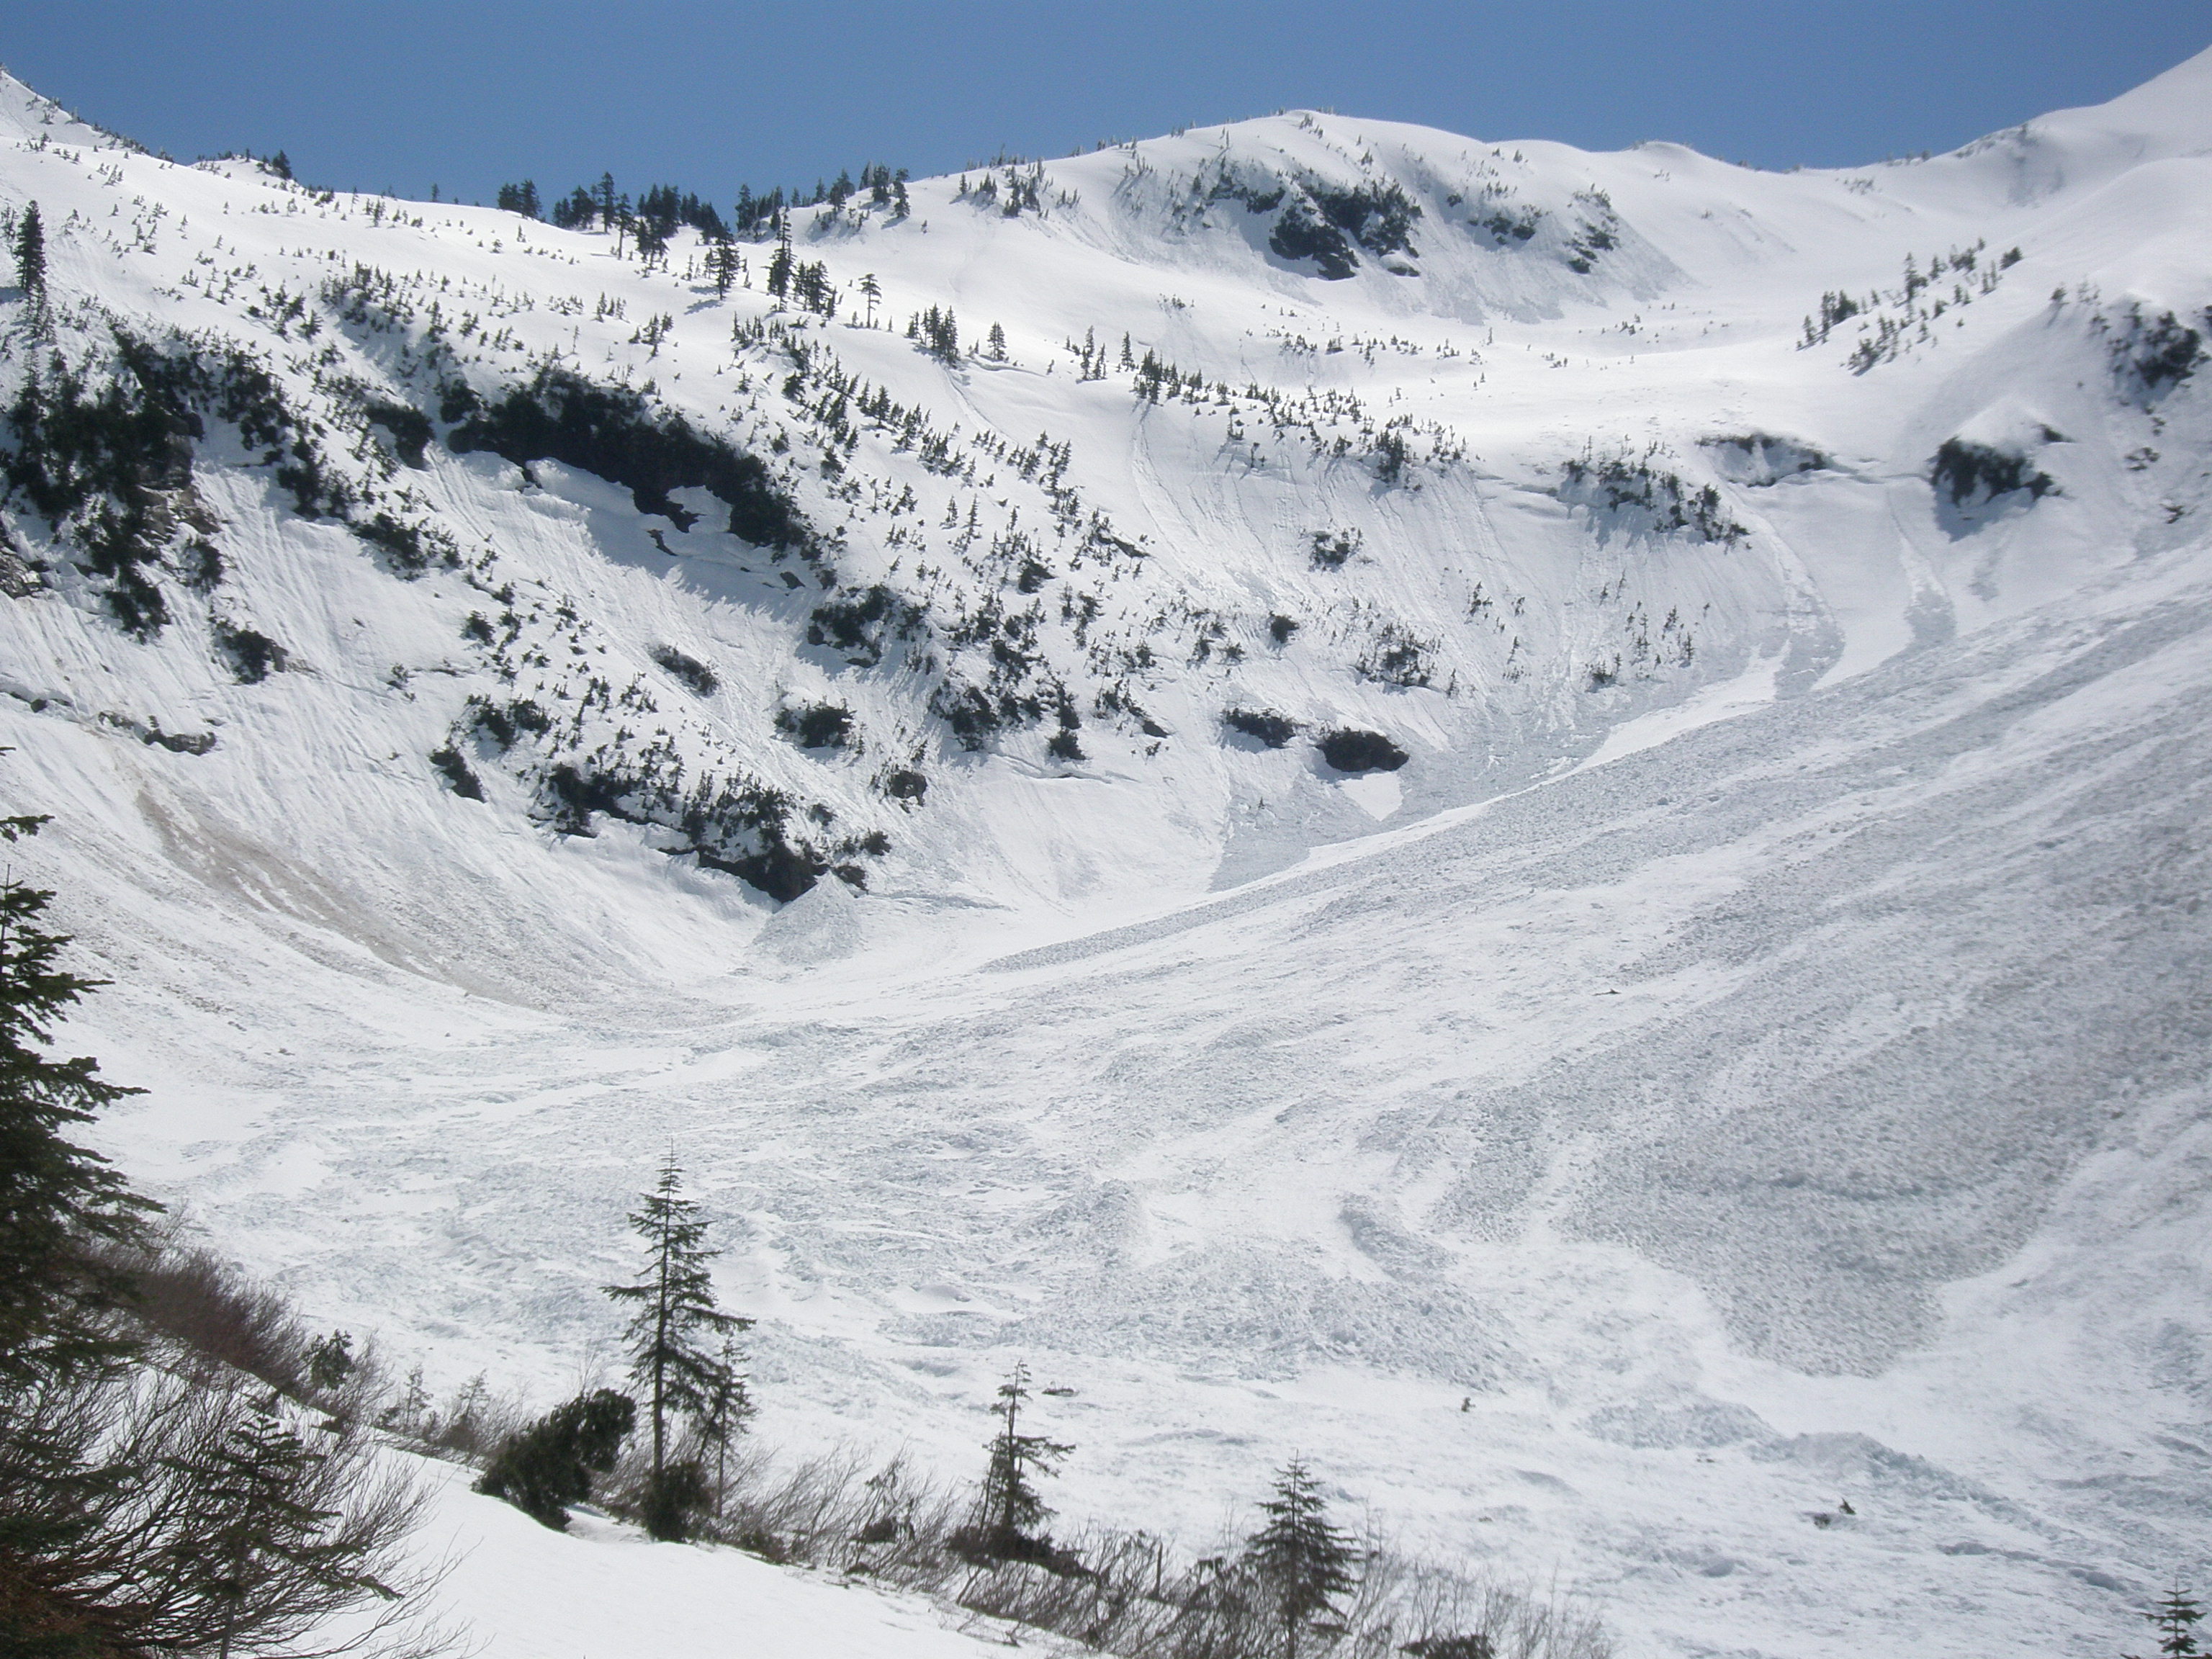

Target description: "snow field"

left=1, top=46, right=2211, bottom=1658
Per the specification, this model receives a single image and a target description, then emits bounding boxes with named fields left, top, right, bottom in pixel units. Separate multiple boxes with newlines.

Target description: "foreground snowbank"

left=413, top=1457, right=1015, bottom=1659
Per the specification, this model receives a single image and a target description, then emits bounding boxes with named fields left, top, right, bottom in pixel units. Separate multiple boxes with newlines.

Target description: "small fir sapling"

left=2130, top=1583, right=2206, bottom=1659
left=1243, top=1459, right=1360, bottom=1659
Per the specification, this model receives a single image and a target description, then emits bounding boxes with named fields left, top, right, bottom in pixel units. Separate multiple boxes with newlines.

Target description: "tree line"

left=500, top=163, right=909, bottom=246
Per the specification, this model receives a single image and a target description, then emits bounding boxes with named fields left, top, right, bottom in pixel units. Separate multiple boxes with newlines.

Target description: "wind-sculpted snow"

left=4, top=45, right=2212, bottom=1659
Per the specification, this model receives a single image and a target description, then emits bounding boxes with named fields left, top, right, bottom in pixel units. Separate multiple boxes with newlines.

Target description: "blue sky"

left=7, top=3, right=2208, bottom=206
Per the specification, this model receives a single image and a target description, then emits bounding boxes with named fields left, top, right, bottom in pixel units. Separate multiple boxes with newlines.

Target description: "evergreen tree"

left=892, top=169, right=910, bottom=217
left=765, top=230, right=793, bottom=307
left=707, top=231, right=739, bottom=297
left=552, top=186, right=596, bottom=230
left=857, top=272, right=881, bottom=328
left=0, top=792, right=159, bottom=1382
left=792, top=260, right=835, bottom=318
left=1242, top=1460, right=1359, bottom=1659
left=971, top=1362, right=1070, bottom=1556
left=14, top=202, right=45, bottom=302
left=695, top=1333, right=753, bottom=1514
left=475, top=1388, right=634, bottom=1531
left=602, top=1154, right=749, bottom=1541
left=594, top=171, right=619, bottom=230
left=174, top=1404, right=337, bottom=1658
left=2133, top=1584, right=2206, bottom=1659
left=914, top=305, right=959, bottom=364
left=303, top=1330, right=354, bottom=1393
left=1, top=1368, right=431, bottom=1658
left=986, top=322, right=1007, bottom=361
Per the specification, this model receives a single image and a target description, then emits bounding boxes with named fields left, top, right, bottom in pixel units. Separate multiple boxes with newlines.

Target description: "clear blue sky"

left=7, top=4, right=2208, bottom=206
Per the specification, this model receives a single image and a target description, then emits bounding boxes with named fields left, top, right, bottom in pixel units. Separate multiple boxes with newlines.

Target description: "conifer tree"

left=14, top=202, right=45, bottom=302
left=0, top=792, right=158, bottom=1382
left=695, top=1333, right=753, bottom=1514
left=475, top=1388, right=634, bottom=1531
left=858, top=272, right=881, bottom=328
left=602, top=1154, right=749, bottom=1540
left=707, top=231, right=738, bottom=297
left=765, top=229, right=793, bottom=307
left=1243, top=1460, right=1359, bottom=1659
left=972, top=1362, right=1070, bottom=1556
left=176, top=1404, right=335, bottom=1658
left=2133, top=1584, right=2206, bottom=1659
left=552, top=186, right=595, bottom=230
left=304, top=1330, right=354, bottom=1393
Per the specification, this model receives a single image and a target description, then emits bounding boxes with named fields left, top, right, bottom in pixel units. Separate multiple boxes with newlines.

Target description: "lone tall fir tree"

left=603, top=1152, right=750, bottom=1540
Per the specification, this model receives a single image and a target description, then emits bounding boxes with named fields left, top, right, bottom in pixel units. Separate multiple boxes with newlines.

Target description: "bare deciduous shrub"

left=0, top=1364, right=449, bottom=1659
left=665, top=1437, right=1609, bottom=1659
left=102, top=1235, right=313, bottom=1396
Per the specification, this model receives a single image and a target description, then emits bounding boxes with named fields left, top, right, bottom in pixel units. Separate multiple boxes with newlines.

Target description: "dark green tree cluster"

left=732, top=185, right=786, bottom=238
left=549, top=185, right=597, bottom=230
left=475, top=1389, right=636, bottom=1530
left=790, top=261, right=836, bottom=317
left=634, top=183, right=728, bottom=242
left=860, top=163, right=909, bottom=215
left=705, top=233, right=742, bottom=297
left=910, top=305, right=961, bottom=364
left=764, top=233, right=792, bottom=304
left=525, top=167, right=904, bottom=246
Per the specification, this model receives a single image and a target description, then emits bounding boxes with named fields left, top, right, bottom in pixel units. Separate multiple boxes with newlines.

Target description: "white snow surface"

left=396, top=1457, right=1023, bottom=1659
left=2, top=47, right=2211, bottom=1658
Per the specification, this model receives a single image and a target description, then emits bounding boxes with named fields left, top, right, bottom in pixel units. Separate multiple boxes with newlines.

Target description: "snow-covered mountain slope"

left=398, top=1457, right=1027, bottom=1659
left=4, top=45, right=2211, bottom=1659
